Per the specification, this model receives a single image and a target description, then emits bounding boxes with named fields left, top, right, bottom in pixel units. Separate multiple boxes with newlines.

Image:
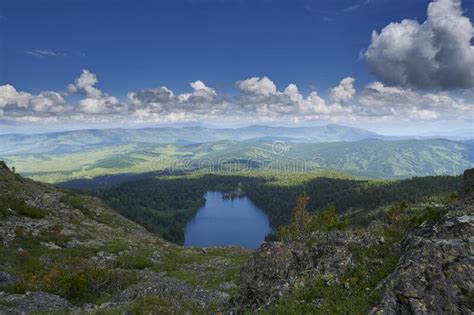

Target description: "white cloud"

left=0, top=72, right=471, bottom=125
left=357, top=81, right=471, bottom=119
left=25, top=49, right=67, bottom=58
left=0, top=85, right=31, bottom=108
left=127, top=80, right=225, bottom=120
left=236, top=76, right=277, bottom=96
left=0, top=85, right=65, bottom=115
left=78, top=96, right=121, bottom=114
left=181, top=80, right=216, bottom=103
left=330, top=77, right=356, bottom=103
left=364, top=0, right=474, bottom=89
left=236, top=79, right=352, bottom=119
left=68, top=70, right=102, bottom=98
left=67, top=70, right=124, bottom=114
left=29, top=91, right=66, bottom=113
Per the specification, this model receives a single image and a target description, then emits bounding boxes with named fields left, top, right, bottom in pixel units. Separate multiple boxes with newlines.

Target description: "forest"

left=84, top=173, right=462, bottom=244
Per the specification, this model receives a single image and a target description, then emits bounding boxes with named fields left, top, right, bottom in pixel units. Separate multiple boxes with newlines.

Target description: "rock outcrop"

left=0, top=292, right=69, bottom=314
left=370, top=169, right=474, bottom=314
left=231, top=231, right=383, bottom=311
left=232, top=168, right=474, bottom=313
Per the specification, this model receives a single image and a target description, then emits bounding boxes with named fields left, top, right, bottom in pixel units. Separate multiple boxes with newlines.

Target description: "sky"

left=0, top=0, right=473, bottom=135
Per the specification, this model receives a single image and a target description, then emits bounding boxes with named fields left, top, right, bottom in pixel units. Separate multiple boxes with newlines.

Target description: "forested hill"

left=91, top=173, right=462, bottom=244
left=4, top=138, right=473, bottom=183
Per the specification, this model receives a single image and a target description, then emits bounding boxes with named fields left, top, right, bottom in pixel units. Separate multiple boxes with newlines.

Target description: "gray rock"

left=110, top=271, right=228, bottom=309
left=231, top=230, right=380, bottom=311
left=0, top=291, right=69, bottom=314
left=369, top=210, right=474, bottom=315
left=0, top=272, right=18, bottom=285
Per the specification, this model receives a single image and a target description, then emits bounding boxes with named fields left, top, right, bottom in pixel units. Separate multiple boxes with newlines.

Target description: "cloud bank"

left=0, top=71, right=470, bottom=125
left=1, top=0, right=472, bottom=127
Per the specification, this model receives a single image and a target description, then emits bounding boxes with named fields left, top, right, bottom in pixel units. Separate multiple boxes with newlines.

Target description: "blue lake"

left=184, top=191, right=271, bottom=249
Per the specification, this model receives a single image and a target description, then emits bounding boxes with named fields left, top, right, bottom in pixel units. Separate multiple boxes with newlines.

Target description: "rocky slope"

left=370, top=170, right=473, bottom=314
left=0, top=161, right=250, bottom=314
left=231, top=169, right=473, bottom=314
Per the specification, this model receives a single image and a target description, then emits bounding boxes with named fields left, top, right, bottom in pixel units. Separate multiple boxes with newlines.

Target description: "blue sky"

left=0, top=0, right=472, bottom=135
left=1, top=0, right=432, bottom=97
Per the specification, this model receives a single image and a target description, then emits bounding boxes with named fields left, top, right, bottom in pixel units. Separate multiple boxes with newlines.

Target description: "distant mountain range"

left=2, top=125, right=472, bottom=182
left=2, top=137, right=473, bottom=182
left=0, top=124, right=385, bottom=155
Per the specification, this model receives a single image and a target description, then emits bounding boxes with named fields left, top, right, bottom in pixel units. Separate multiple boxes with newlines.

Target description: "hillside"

left=0, top=162, right=250, bottom=313
left=85, top=172, right=461, bottom=244
left=0, top=161, right=472, bottom=314
left=231, top=169, right=474, bottom=313
left=3, top=138, right=473, bottom=183
left=0, top=124, right=383, bottom=156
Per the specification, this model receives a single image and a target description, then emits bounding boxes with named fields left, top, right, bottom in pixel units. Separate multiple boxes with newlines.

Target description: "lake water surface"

left=184, top=191, right=271, bottom=249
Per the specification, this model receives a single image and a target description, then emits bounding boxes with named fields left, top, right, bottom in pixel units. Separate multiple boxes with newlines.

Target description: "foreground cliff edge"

left=0, top=161, right=250, bottom=314
left=0, top=161, right=472, bottom=314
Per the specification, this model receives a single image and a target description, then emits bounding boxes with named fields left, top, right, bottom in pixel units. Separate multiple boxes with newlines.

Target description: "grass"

left=12, top=263, right=138, bottom=305
left=92, top=295, right=217, bottom=315
left=0, top=230, right=138, bottom=305
left=101, top=240, right=129, bottom=254
left=152, top=246, right=250, bottom=291
left=0, top=195, right=47, bottom=219
left=117, top=253, right=153, bottom=270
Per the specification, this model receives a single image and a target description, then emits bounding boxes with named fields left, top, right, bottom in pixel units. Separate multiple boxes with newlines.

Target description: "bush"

left=278, top=194, right=348, bottom=241
left=410, top=206, right=442, bottom=226
left=117, top=253, right=153, bottom=270
left=16, top=202, right=47, bottom=219
left=17, top=263, right=137, bottom=304
left=0, top=195, right=47, bottom=219
left=102, top=240, right=129, bottom=254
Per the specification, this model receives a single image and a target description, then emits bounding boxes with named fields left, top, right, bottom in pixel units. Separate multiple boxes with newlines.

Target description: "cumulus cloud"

left=178, top=80, right=217, bottom=103
left=68, top=70, right=124, bottom=114
left=364, top=0, right=474, bottom=89
left=68, top=70, right=102, bottom=98
left=236, top=77, right=351, bottom=119
left=330, top=77, right=356, bottom=103
left=0, top=71, right=471, bottom=125
left=236, top=76, right=277, bottom=96
left=357, top=81, right=471, bottom=119
left=0, top=85, right=66, bottom=116
left=29, top=92, right=66, bottom=113
left=126, top=80, right=226, bottom=120
left=0, top=85, right=31, bottom=109
left=128, top=87, right=175, bottom=107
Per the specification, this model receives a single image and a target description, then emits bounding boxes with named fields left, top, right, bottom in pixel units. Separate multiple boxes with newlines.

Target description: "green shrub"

left=410, top=206, right=442, bottom=226
left=278, top=194, right=348, bottom=241
left=0, top=201, right=9, bottom=218
left=60, top=194, right=93, bottom=217
left=16, top=202, right=47, bottom=219
left=16, top=263, right=137, bottom=304
left=0, top=195, right=47, bottom=219
left=117, top=253, right=153, bottom=270
left=102, top=240, right=129, bottom=254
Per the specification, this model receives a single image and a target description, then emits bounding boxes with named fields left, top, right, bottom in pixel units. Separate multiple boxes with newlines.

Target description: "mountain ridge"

left=0, top=124, right=386, bottom=155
